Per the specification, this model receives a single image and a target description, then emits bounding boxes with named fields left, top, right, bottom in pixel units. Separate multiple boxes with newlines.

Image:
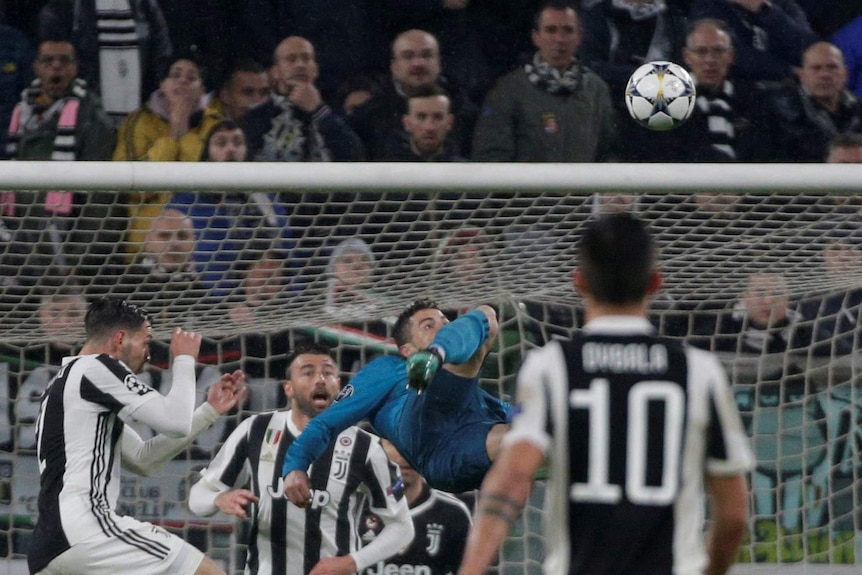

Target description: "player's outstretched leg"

left=405, top=347, right=442, bottom=393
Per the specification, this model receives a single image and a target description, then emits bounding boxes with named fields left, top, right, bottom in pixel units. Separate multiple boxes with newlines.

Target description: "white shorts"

left=35, top=515, right=204, bottom=575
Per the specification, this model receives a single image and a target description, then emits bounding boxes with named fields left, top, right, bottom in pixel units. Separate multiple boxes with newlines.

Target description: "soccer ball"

left=625, top=61, right=696, bottom=131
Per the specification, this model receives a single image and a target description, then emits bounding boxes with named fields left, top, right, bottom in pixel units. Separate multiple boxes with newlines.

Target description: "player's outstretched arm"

left=190, top=414, right=256, bottom=517
left=282, top=356, right=398, bottom=479
left=122, top=372, right=247, bottom=476
left=704, top=474, right=749, bottom=575
left=458, top=441, right=543, bottom=575
left=213, top=490, right=259, bottom=520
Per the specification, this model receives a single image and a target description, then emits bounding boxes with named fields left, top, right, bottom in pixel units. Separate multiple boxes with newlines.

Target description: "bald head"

left=798, top=42, right=847, bottom=111
left=683, top=20, right=734, bottom=91
left=273, top=36, right=318, bottom=95
left=391, top=30, right=440, bottom=93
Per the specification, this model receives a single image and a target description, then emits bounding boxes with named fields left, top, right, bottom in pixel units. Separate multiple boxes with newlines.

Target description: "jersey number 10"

left=570, top=378, right=684, bottom=506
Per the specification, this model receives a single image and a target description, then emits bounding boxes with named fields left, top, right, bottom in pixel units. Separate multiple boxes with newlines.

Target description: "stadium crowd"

left=1, top=0, right=862, bottom=570
left=0, top=0, right=861, bottom=164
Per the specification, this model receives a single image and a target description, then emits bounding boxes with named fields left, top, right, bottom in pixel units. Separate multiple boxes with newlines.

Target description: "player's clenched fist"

left=284, top=470, right=313, bottom=508
left=169, top=327, right=202, bottom=360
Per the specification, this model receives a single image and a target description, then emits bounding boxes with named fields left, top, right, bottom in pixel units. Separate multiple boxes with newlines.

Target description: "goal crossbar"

left=0, top=162, right=858, bottom=193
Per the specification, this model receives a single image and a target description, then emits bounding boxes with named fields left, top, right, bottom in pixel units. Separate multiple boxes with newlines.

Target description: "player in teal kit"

left=282, top=300, right=512, bottom=498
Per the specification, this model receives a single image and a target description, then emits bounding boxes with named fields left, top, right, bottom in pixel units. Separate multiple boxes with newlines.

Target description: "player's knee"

left=486, top=423, right=509, bottom=461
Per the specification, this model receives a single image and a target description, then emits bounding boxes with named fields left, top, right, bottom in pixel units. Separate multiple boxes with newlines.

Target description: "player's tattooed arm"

left=477, top=492, right=523, bottom=525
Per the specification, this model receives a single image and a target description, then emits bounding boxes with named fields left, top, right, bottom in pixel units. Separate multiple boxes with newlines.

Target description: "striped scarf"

left=96, top=0, right=142, bottom=117
left=524, top=52, right=582, bottom=96
left=5, top=78, right=87, bottom=161
left=695, top=80, right=736, bottom=160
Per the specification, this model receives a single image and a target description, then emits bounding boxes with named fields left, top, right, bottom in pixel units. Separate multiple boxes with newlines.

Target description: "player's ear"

left=572, top=267, right=588, bottom=295
left=282, top=379, right=294, bottom=399
left=399, top=342, right=417, bottom=358
left=647, top=269, right=663, bottom=295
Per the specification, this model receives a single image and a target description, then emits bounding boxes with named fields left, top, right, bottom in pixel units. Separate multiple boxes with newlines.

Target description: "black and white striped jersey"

left=507, top=316, right=753, bottom=575
left=359, top=482, right=472, bottom=575
left=190, top=410, right=413, bottom=575
left=29, top=353, right=197, bottom=574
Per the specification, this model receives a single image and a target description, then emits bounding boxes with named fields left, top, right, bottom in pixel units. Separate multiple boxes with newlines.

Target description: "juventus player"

left=29, top=298, right=247, bottom=575
left=459, top=213, right=753, bottom=575
left=188, top=343, right=414, bottom=575
left=359, top=439, right=472, bottom=575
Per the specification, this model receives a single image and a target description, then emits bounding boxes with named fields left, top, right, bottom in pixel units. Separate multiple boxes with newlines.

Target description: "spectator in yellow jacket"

left=113, top=55, right=220, bottom=161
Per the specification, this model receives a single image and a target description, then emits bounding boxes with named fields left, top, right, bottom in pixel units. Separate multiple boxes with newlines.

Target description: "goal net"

left=0, top=165, right=860, bottom=574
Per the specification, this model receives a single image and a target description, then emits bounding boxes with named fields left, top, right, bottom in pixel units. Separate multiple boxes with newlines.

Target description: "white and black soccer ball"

left=625, top=61, right=696, bottom=131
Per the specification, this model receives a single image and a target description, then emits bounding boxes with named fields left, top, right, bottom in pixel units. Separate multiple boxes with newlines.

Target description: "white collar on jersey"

left=582, top=315, right=655, bottom=335
left=286, top=409, right=303, bottom=437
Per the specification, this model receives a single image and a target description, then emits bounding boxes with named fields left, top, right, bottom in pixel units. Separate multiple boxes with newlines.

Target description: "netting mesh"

left=1, top=189, right=861, bottom=572
left=1, top=191, right=860, bottom=340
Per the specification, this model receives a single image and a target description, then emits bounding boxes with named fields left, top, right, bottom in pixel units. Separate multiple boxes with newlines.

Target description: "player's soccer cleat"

left=405, top=348, right=443, bottom=393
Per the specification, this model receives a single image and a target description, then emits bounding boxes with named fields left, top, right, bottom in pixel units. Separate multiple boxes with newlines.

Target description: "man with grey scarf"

left=472, top=0, right=616, bottom=162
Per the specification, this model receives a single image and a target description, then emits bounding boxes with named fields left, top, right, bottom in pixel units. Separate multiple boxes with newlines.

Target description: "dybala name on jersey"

left=582, top=342, right=669, bottom=375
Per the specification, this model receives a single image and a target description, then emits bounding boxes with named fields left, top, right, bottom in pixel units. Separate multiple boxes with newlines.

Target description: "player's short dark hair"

left=533, top=0, right=579, bottom=30
left=578, top=213, right=655, bottom=305
left=84, top=298, right=149, bottom=341
left=217, top=58, right=268, bottom=93
left=285, top=342, right=336, bottom=377
left=393, top=299, right=440, bottom=347
left=406, top=84, right=449, bottom=101
left=405, top=84, right=451, bottom=114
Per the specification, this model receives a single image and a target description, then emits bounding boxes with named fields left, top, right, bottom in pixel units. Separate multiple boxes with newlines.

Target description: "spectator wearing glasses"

left=38, top=0, right=173, bottom=121
left=619, top=18, right=764, bottom=162
left=688, top=0, right=819, bottom=84
left=5, top=38, right=114, bottom=160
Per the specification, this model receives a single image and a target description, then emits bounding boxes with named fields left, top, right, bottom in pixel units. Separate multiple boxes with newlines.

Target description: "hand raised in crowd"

left=206, top=370, right=249, bottom=415
left=165, top=81, right=204, bottom=139
left=214, top=489, right=259, bottom=520
left=286, top=80, right=323, bottom=113
left=169, top=327, right=202, bottom=361
left=167, top=81, right=202, bottom=118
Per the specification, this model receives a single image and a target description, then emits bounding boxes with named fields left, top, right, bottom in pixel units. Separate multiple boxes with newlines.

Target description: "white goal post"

left=0, top=162, right=861, bottom=575
left=0, top=161, right=860, bottom=192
